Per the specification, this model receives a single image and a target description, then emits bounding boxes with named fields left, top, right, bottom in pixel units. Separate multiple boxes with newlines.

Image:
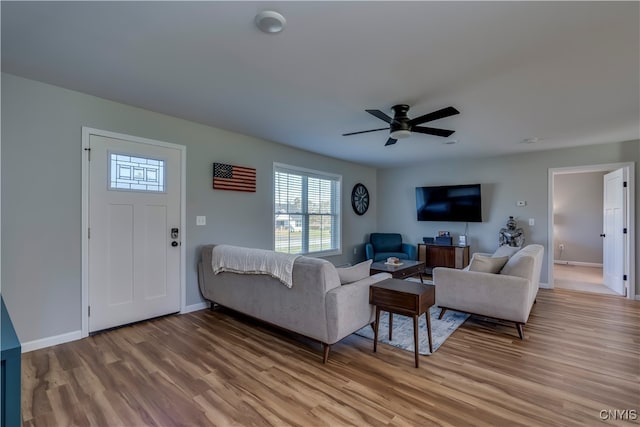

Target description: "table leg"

left=373, top=307, right=380, bottom=353
left=426, top=310, right=433, bottom=354
left=389, top=313, right=393, bottom=341
left=419, top=271, right=424, bottom=284
left=413, top=315, right=419, bottom=368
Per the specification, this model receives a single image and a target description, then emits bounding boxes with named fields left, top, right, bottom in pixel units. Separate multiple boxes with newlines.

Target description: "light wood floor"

left=554, top=264, right=620, bottom=296
left=22, top=289, right=640, bottom=426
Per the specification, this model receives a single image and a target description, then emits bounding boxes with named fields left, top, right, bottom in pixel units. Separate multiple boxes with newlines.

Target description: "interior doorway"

left=548, top=162, right=635, bottom=299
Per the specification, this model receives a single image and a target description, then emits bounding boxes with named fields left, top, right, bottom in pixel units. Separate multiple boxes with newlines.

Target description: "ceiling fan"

left=343, top=104, right=460, bottom=146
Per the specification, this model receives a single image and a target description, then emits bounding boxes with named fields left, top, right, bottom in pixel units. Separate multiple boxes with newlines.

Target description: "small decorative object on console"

left=386, top=257, right=402, bottom=265
left=435, top=235, right=453, bottom=245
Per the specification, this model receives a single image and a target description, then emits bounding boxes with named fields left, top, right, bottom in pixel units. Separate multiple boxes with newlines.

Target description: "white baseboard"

left=21, top=330, right=82, bottom=353
left=539, top=282, right=551, bottom=289
left=181, top=301, right=210, bottom=314
left=554, top=260, right=603, bottom=268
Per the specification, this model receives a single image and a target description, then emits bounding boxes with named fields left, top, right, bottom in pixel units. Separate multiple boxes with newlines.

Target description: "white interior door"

left=88, top=134, right=181, bottom=332
left=602, top=168, right=625, bottom=295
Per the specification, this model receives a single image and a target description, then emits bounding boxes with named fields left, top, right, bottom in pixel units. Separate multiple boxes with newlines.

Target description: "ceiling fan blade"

left=385, top=138, right=398, bottom=146
left=409, top=106, right=460, bottom=126
left=342, top=127, right=389, bottom=136
left=366, top=109, right=393, bottom=124
left=412, top=126, right=455, bottom=137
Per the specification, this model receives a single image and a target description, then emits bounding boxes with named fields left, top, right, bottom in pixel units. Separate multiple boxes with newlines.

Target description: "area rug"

left=354, top=305, right=469, bottom=355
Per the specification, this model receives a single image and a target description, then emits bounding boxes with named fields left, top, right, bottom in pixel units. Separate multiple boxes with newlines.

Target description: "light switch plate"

left=516, top=200, right=526, bottom=207
left=196, top=216, right=206, bottom=226
left=529, top=218, right=535, bottom=226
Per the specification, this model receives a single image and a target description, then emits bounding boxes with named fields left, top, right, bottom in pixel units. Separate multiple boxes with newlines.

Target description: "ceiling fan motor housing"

left=391, top=104, right=411, bottom=133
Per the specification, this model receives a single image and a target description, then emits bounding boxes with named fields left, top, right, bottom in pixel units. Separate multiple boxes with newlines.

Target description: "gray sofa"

left=198, top=244, right=391, bottom=363
left=433, top=244, right=544, bottom=339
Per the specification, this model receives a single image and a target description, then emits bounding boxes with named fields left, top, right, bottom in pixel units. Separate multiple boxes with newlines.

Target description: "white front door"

left=88, top=134, right=182, bottom=332
left=602, top=168, right=625, bottom=295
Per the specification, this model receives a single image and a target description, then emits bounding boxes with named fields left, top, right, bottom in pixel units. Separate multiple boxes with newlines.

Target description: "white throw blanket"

left=211, top=245, right=300, bottom=288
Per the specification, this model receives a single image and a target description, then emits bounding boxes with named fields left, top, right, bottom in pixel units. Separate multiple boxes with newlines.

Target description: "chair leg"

left=438, top=307, right=447, bottom=320
left=322, top=343, right=331, bottom=363
left=516, top=323, right=524, bottom=340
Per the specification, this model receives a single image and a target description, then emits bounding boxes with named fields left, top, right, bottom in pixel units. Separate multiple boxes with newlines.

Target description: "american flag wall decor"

left=213, top=163, right=256, bottom=192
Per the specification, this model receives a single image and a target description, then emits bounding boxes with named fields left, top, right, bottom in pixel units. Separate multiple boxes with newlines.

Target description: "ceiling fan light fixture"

left=255, top=11, right=286, bottom=34
left=389, top=129, right=411, bottom=139
left=344, top=104, right=460, bottom=146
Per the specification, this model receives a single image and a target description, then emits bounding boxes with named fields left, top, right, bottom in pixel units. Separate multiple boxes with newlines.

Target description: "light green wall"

left=377, top=140, right=639, bottom=291
left=1, top=73, right=378, bottom=343
left=2, top=72, right=638, bottom=345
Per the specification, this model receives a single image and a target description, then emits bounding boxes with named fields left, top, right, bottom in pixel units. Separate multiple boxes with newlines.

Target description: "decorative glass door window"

left=109, top=153, right=165, bottom=192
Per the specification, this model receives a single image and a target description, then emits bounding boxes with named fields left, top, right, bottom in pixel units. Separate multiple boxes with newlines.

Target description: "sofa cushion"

left=370, top=233, right=402, bottom=253
left=468, top=255, right=509, bottom=273
left=492, top=245, right=521, bottom=259
left=337, top=260, right=373, bottom=284
left=501, top=253, right=535, bottom=280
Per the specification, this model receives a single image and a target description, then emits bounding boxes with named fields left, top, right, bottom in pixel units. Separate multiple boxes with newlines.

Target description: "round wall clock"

left=351, top=183, right=370, bottom=216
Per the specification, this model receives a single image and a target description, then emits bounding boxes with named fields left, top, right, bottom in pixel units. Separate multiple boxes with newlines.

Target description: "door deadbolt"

left=171, top=228, right=179, bottom=239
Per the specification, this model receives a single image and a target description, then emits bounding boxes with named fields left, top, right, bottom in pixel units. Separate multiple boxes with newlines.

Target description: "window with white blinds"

left=274, top=163, right=341, bottom=256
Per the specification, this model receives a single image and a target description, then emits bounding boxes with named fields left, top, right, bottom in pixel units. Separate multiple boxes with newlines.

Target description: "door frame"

left=81, top=127, right=187, bottom=338
left=547, top=162, right=635, bottom=300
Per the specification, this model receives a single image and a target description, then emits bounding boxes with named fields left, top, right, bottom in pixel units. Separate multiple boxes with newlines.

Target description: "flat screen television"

left=416, top=184, right=482, bottom=222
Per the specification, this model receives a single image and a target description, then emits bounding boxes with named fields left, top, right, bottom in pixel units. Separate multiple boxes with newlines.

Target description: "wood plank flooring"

left=22, top=289, right=640, bottom=426
left=554, top=264, right=619, bottom=296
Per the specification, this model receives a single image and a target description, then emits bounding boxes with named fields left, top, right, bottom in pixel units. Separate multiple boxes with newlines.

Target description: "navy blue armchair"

left=365, top=233, right=417, bottom=262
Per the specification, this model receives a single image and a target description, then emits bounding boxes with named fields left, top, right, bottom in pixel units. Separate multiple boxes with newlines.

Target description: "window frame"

left=273, top=162, right=342, bottom=257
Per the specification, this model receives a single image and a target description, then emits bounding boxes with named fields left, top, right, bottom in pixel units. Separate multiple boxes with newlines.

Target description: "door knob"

left=600, top=234, right=606, bottom=237
left=171, top=241, right=179, bottom=247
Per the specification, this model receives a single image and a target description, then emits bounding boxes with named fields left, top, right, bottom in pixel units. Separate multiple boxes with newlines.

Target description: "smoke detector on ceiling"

left=521, top=137, right=542, bottom=144
left=255, top=11, right=286, bottom=34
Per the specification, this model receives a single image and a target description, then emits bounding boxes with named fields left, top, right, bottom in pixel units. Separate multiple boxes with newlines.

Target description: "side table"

left=369, top=278, right=435, bottom=368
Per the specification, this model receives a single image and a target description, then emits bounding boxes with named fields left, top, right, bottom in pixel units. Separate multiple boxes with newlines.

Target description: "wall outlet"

left=196, top=216, right=206, bottom=226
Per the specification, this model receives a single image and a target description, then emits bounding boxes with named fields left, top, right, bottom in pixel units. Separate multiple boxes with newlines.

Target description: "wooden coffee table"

left=369, top=278, right=435, bottom=368
left=370, top=259, right=426, bottom=283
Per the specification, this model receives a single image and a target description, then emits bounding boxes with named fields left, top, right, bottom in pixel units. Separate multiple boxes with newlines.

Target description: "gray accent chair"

left=198, top=245, right=391, bottom=363
left=433, top=244, right=544, bottom=339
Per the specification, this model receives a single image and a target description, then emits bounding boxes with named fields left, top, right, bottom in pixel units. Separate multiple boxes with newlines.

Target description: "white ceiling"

left=2, top=1, right=638, bottom=167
